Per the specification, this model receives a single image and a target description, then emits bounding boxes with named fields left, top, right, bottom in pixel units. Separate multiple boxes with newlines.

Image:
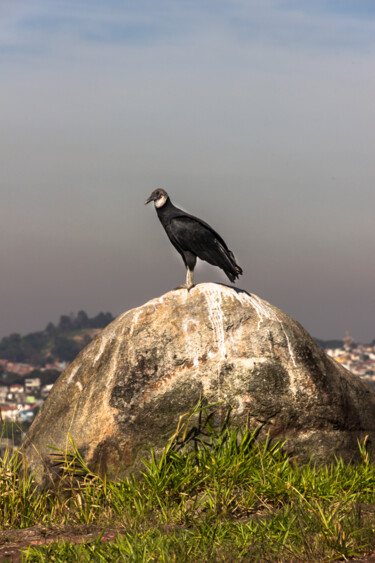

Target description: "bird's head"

left=144, top=189, right=169, bottom=208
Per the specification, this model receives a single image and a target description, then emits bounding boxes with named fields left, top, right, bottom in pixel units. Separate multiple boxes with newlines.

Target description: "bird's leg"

left=174, top=268, right=195, bottom=291
left=185, top=267, right=194, bottom=291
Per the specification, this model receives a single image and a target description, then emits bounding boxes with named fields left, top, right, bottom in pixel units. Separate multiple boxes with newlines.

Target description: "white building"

left=24, top=378, right=41, bottom=390
left=0, top=404, right=18, bottom=421
left=0, top=386, right=8, bottom=400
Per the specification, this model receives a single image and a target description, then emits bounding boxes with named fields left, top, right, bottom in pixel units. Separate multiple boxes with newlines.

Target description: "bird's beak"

left=144, top=195, right=153, bottom=205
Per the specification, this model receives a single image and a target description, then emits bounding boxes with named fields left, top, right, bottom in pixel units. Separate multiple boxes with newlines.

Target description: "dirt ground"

left=0, top=525, right=126, bottom=562
left=1, top=525, right=375, bottom=562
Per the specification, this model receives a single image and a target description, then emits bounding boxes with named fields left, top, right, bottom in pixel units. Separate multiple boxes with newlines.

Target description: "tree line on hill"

left=0, top=311, right=114, bottom=364
left=315, top=338, right=345, bottom=350
left=316, top=338, right=375, bottom=350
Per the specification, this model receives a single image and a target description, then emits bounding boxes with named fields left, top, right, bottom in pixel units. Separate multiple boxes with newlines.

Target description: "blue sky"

left=2, top=1, right=374, bottom=52
left=1, top=1, right=374, bottom=341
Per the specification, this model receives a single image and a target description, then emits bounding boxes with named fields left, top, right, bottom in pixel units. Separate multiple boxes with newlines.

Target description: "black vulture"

left=144, top=189, right=243, bottom=289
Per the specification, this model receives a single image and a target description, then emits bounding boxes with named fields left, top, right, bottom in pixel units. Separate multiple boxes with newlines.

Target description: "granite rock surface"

left=22, top=283, right=375, bottom=485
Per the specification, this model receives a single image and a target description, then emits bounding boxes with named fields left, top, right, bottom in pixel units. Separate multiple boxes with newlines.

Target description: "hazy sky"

left=1, top=1, right=374, bottom=342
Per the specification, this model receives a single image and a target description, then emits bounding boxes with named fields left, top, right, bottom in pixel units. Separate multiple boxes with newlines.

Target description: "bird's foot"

left=173, top=283, right=195, bottom=292
left=174, top=268, right=195, bottom=291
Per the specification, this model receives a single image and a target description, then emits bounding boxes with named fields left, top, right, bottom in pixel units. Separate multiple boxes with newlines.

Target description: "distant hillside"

left=0, top=311, right=372, bottom=366
left=315, top=338, right=375, bottom=349
left=0, top=311, right=114, bottom=364
left=315, top=338, right=344, bottom=350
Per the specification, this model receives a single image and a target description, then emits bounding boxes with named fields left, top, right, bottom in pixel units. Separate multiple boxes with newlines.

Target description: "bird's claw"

left=173, top=284, right=195, bottom=292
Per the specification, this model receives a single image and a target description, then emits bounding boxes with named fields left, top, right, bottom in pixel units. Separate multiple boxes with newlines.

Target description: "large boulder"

left=23, top=283, right=375, bottom=485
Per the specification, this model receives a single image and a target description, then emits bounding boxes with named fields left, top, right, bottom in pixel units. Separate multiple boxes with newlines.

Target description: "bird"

left=144, top=189, right=243, bottom=290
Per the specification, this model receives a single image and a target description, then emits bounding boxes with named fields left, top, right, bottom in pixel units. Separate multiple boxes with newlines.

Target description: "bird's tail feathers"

left=218, top=244, right=243, bottom=282
left=225, top=266, right=242, bottom=283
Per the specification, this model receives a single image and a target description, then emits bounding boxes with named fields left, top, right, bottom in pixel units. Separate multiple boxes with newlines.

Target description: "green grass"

left=2, top=412, right=375, bottom=562
left=0, top=421, right=31, bottom=447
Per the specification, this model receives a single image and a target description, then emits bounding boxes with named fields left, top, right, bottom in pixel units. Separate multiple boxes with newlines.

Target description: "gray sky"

left=1, top=1, right=374, bottom=342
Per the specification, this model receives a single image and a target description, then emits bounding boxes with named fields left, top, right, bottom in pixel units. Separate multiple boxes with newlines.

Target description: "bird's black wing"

left=169, top=213, right=230, bottom=251
left=168, top=214, right=240, bottom=277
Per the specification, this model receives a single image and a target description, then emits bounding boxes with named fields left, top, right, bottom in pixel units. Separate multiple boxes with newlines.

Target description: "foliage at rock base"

left=2, top=414, right=375, bottom=561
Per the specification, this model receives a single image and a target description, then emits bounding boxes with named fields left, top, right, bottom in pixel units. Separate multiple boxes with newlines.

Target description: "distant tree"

left=76, top=311, right=90, bottom=329
left=315, top=339, right=343, bottom=350
left=0, top=371, right=24, bottom=385
left=0, top=310, right=115, bottom=365
left=0, top=333, right=24, bottom=362
left=82, top=334, right=92, bottom=346
left=28, top=368, right=60, bottom=386
left=45, top=322, right=56, bottom=336
left=52, top=337, right=81, bottom=362
left=58, top=315, right=73, bottom=333
left=24, top=348, right=45, bottom=366
left=23, top=331, right=46, bottom=349
left=28, top=369, right=42, bottom=378
left=90, top=312, right=114, bottom=328
left=41, top=369, right=60, bottom=385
